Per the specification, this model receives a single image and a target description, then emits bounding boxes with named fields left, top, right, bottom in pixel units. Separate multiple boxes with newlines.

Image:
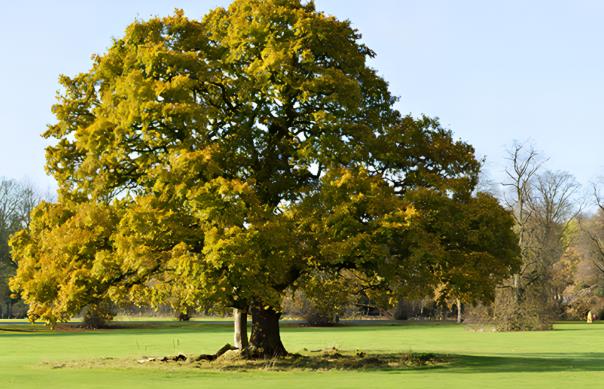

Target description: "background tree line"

left=0, top=178, right=40, bottom=318
left=489, top=143, right=604, bottom=330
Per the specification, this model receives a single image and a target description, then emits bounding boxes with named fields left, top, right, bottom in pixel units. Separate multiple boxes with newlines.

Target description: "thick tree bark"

left=249, top=306, right=287, bottom=358
left=456, top=298, right=462, bottom=323
left=233, top=308, right=248, bottom=351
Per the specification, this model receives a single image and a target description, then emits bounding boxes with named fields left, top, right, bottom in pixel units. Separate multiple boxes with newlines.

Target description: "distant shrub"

left=82, top=301, right=116, bottom=328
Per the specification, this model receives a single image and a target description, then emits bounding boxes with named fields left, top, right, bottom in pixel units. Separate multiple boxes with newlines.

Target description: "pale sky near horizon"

left=1, top=1, right=602, bottom=195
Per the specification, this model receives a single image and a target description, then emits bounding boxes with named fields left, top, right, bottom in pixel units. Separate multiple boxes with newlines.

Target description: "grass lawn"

left=2, top=320, right=604, bottom=388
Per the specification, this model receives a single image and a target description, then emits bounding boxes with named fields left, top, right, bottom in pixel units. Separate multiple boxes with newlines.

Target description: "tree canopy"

left=10, top=0, right=519, bottom=356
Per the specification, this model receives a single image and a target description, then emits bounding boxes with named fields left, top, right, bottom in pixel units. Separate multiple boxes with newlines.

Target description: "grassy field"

left=2, top=320, right=604, bottom=388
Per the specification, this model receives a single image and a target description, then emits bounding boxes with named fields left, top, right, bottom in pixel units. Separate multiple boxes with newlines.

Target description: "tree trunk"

left=456, top=298, right=462, bottom=323
left=233, top=308, right=248, bottom=351
left=513, top=273, right=521, bottom=304
left=249, top=306, right=287, bottom=358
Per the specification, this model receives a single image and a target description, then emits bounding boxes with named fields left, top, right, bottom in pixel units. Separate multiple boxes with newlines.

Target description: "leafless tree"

left=580, top=183, right=604, bottom=275
left=502, top=143, right=544, bottom=300
left=494, top=142, right=581, bottom=330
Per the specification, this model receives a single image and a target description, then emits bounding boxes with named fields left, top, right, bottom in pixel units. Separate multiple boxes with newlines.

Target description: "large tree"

left=11, top=0, right=519, bottom=357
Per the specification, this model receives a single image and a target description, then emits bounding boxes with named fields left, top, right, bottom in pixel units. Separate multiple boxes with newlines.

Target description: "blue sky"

left=1, top=0, right=602, bottom=193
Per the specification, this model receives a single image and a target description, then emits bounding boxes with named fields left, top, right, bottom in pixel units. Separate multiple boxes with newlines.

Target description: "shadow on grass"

left=117, top=349, right=447, bottom=372
left=31, top=344, right=604, bottom=375
left=446, top=353, right=604, bottom=374
left=0, top=327, right=46, bottom=333
left=0, top=321, right=234, bottom=337
left=208, top=352, right=604, bottom=373
left=40, top=350, right=604, bottom=374
left=0, top=320, right=456, bottom=338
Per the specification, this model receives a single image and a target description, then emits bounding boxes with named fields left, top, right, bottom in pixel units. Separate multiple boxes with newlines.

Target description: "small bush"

left=82, top=301, right=116, bottom=328
left=492, top=288, right=553, bottom=331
